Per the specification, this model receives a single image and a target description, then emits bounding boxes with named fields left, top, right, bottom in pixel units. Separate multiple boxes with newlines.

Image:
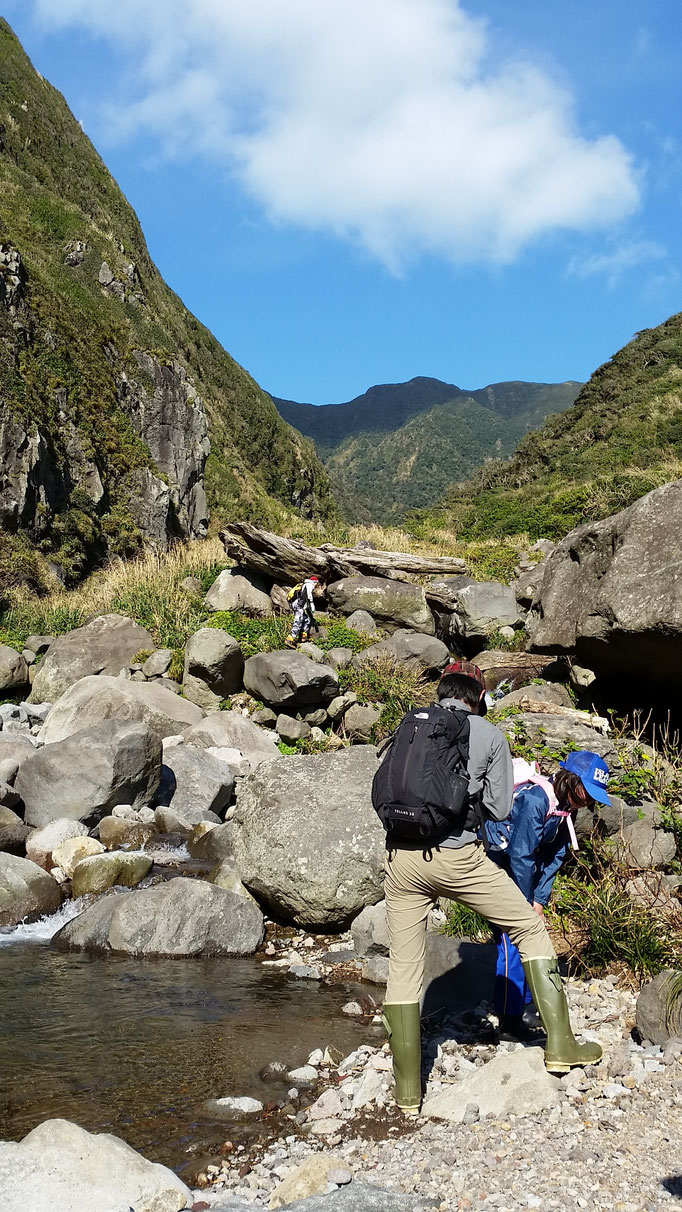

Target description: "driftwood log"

left=515, top=696, right=610, bottom=735
left=219, top=522, right=467, bottom=585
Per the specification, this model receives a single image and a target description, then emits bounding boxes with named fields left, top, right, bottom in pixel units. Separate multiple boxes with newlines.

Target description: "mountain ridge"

left=274, top=376, right=580, bottom=522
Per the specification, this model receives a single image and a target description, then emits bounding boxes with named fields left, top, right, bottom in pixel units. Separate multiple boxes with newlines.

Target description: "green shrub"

left=441, top=901, right=493, bottom=942
left=339, top=654, right=435, bottom=739
left=205, top=611, right=289, bottom=657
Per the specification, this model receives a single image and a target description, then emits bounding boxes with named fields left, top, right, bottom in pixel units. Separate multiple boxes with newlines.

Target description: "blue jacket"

left=484, top=782, right=569, bottom=905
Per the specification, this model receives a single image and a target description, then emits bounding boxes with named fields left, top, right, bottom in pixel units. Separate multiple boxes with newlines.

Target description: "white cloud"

left=568, top=240, right=666, bottom=287
left=31, top=0, right=641, bottom=270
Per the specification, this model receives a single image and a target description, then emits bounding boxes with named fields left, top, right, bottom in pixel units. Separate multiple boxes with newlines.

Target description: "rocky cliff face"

left=0, top=19, right=334, bottom=588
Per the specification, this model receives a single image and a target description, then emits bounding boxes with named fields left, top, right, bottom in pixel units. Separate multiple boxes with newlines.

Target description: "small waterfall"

left=0, top=897, right=87, bottom=946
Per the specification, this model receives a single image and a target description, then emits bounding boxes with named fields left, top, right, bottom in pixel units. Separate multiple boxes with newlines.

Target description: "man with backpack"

left=373, top=663, right=602, bottom=1116
left=284, top=576, right=320, bottom=648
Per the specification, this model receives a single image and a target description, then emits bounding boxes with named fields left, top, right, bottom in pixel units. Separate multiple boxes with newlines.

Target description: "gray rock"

left=573, top=794, right=639, bottom=840
left=25, top=818, right=89, bottom=870
left=252, top=707, right=277, bottom=727
left=284, top=1187, right=437, bottom=1212
left=343, top=702, right=381, bottom=741
left=355, top=629, right=449, bottom=676
left=0, top=643, right=29, bottom=690
left=329, top=578, right=434, bottom=635
left=0, top=1117, right=191, bottom=1212
left=0, top=852, right=61, bottom=927
left=205, top=569, right=273, bottom=616
left=360, top=955, right=390, bottom=984
left=154, top=805, right=221, bottom=836
left=351, top=900, right=389, bottom=956
left=421, top=935, right=496, bottom=1016
left=188, top=821, right=236, bottom=864
left=39, top=676, right=204, bottom=744
left=345, top=610, right=380, bottom=637
left=636, top=970, right=682, bottom=1045
left=0, top=757, right=19, bottom=784
left=142, top=649, right=172, bottom=678
left=277, top=714, right=311, bottom=743
left=494, top=682, right=573, bottom=710
left=298, top=642, right=325, bottom=663
left=29, top=614, right=155, bottom=703
left=209, top=857, right=255, bottom=902
left=233, top=746, right=384, bottom=927
left=325, top=647, right=354, bottom=670
left=123, top=468, right=171, bottom=549
left=0, top=779, right=21, bottom=809
left=497, top=712, right=620, bottom=771
left=157, top=745, right=234, bottom=818
left=423, top=1046, right=562, bottom=1122
left=17, top=722, right=162, bottom=828
left=180, top=575, right=202, bottom=594
left=327, top=693, right=357, bottom=722
left=182, top=627, right=244, bottom=710
left=304, top=708, right=328, bottom=727
left=448, top=582, right=522, bottom=643
left=424, top=575, right=476, bottom=610
left=185, top=710, right=279, bottom=767
left=244, top=650, right=338, bottom=711
left=526, top=479, right=682, bottom=686
left=24, top=634, right=55, bottom=656
left=613, top=817, right=677, bottom=869
left=208, top=1095, right=263, bottom=1117
left=54, top=876, right=265, bottom=956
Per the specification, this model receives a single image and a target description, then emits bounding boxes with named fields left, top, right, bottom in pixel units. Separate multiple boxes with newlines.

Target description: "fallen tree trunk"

left=219, top=522, right=467, bottom=585
left=516, top=696, right=610, bottom=735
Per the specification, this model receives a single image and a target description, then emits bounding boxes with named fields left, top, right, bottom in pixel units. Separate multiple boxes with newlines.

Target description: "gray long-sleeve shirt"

left=437, top=698, right=514, bottom=848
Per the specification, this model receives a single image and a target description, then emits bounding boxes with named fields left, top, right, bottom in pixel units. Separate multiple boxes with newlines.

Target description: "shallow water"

left=0, top=930, right=373, bottom=1178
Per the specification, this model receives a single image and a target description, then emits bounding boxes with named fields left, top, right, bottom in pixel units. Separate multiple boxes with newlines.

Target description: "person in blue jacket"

left=485, top=749, right=612, bottom=1040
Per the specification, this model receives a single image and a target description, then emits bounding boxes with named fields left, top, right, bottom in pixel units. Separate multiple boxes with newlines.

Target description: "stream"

left=0, top=910, right=374, bottom=1181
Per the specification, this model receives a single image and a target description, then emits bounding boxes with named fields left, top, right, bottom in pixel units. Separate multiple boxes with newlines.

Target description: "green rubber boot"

left=523, top=957, right=603, bottom=1073
left=382, top=1002, right=422, bottom=1115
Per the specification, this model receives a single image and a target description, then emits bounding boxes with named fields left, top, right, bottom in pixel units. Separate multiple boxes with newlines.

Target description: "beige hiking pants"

left=384, top=842, right=555, bottom=1005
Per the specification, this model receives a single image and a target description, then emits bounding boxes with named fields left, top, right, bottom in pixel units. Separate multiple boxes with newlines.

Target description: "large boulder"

left=182, top=627, right=244, bottom=709
left=205, top=568, right=273, bottom=616
left=157, top=744, right=235, bottom=818
left=29, top=614, right=154, bottom=703
left=39, top=675, right=203, bottom=744
left=494, top=682, right=573, bottom=711
left=71, top=851, right=153, bottom=897
left=0, top=1118, right=192, bottom=1212
left=447, top=582, right=522, bottom=644
left=0, top=806, right=29, bottom=854
left=328, top=577, right=435, bottom=635
left=26, top=818, right=89, bottom=870
left=54, top=877, right=264, bottom=956
left=612, top=817, right=677, bottom=869
left=497, top=712, right=621, bottom=772
left=243, top=650, right=338, bottom=711
left=0, top=643, right=29, bottom=690
left=355, top=630, right=449, bottom=676
left=17, top=723, right=162, bottom=828
left=233, top=747, right=385, bottom=927
left=526, top=480, right=682, bottom=685
left=351, top=900, right=389, bottom=956
left=0, top=852, right=61, bottom=927
left=636, top=969, right=682, bottom=1045
left=52, top=836, right=105, bottom=878
left=184, top=711, right=279, bottom=768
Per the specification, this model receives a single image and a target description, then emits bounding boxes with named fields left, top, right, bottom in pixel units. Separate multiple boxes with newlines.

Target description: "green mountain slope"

left=0, top=18, right=334, bottom=589
left=417, top=312, right=682, bottom=541
left=274, top=377, right=579, bottom=522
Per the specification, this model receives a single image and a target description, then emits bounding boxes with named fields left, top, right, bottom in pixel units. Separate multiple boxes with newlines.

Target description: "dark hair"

left=553, top=768, right=589, bottom=810
left=437, top=672, right=482, bottom=711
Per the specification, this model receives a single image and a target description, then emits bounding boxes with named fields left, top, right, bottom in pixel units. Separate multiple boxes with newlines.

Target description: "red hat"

left=309, top=576, right=319, bottom=582
left=443, top=660, right=484, bottom=686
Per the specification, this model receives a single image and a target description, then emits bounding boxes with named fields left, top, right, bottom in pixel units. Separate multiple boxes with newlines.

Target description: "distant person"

left=284, top=576, right=320, bottom=648
left=485, top=750, right=611, bottom=1040
left=373, top=662, right=602, bottom=1115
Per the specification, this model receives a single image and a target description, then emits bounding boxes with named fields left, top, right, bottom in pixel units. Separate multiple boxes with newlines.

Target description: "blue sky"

left=4, top=1, right=682, bottom=404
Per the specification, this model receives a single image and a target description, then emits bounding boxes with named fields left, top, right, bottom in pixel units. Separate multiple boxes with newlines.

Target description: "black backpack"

left=371, top=703, right=477, bottom=846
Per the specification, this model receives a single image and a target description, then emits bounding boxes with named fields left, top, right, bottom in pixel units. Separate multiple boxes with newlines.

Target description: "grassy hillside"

left=0, top=18, right=335, bottom=590
left=413, top=312, right=682, bottom=541
left=275, top=377, right=579, bottom=522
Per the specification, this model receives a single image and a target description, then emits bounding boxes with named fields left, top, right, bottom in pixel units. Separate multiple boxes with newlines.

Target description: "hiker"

left=284, top=576, right=320, bottom=648
left=485, top=749, right=611, bottom=1041
left=373, top=661, right=602, bottom=1116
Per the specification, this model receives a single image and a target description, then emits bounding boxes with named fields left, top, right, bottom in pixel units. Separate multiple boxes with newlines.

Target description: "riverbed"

left=0, top=917, right=373, bottom=1180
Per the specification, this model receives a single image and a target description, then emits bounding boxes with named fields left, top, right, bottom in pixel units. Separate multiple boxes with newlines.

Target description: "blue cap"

left=560, top=750, right=611, bottom=805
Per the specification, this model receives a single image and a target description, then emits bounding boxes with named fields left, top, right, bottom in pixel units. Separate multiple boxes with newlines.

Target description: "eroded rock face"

left=233, top=746, right=385, bottom=927
left=29, top=614, right=155, bottom=703
left=243, top=650, right=338, bottom=711
left=118, top=350, right=210, bottom=539
left=328, top=577, right=435, bottom=635
left=0, top=853, right=61, bottom=927
left=39, top=676, right=204, bottom=744
left=0, top=400, right=68, bottom=535
left=17, top=722, right=162, bottom=828
left=526, top=479, right=682, bottom=685
left=54, top=877, right=264, bottom=957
